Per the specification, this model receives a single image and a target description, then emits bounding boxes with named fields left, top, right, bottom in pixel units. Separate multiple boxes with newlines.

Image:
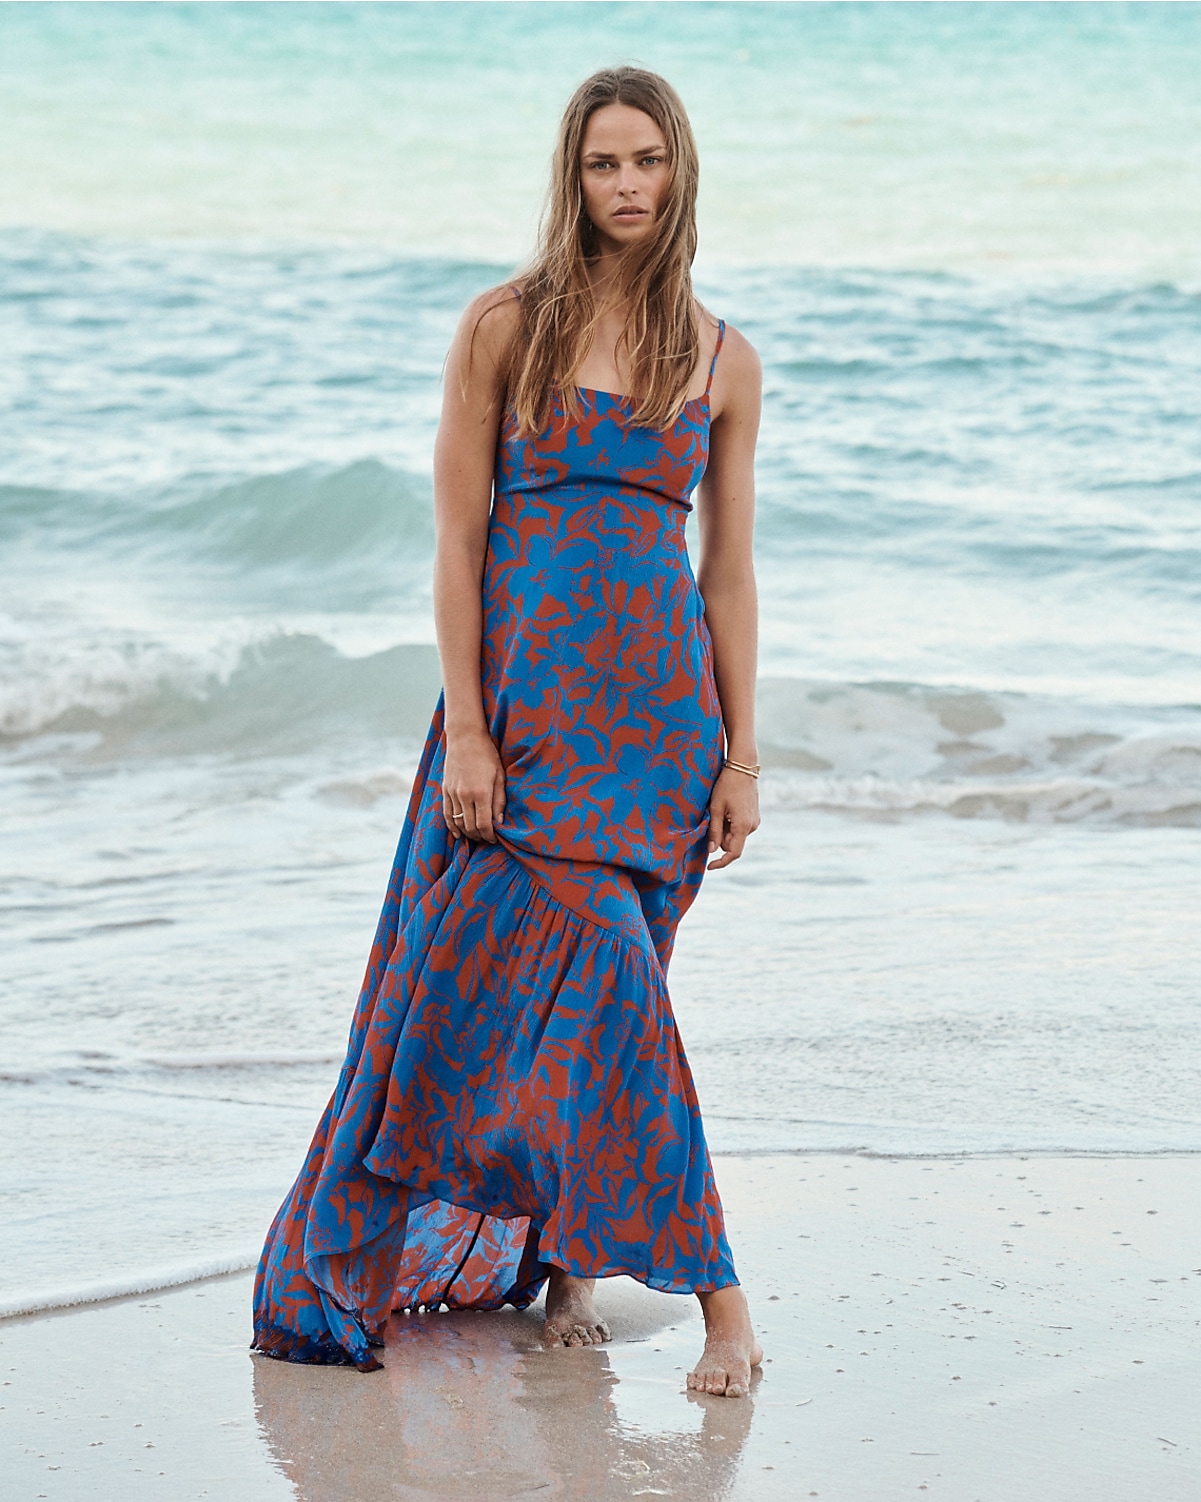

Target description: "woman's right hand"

left=441, top=728, right=507, bottom=843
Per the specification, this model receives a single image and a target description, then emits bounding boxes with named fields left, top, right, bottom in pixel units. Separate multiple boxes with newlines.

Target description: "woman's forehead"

left=580, top=103, right=665, bottom=155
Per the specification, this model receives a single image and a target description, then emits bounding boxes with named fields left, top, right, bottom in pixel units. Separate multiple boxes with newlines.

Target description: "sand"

left=4, top=1154, right=1199, bottom=1501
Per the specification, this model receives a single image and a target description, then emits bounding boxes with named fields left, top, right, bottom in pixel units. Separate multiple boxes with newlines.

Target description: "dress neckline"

left=573, top=385, right=711, bottom=415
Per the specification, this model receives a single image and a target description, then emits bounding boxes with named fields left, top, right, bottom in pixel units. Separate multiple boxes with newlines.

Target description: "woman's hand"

left=707, top=766, right=760, bottom=870
left=442, top=729, right=506, bottom=843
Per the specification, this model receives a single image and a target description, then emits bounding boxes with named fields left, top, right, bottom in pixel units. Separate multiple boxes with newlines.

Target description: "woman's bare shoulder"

left=697, top=306, right=760, bottom=376
left=455, top=282, right=523, bottom=364
left=715, top=321, right=761, bottom=379
left=705, top=317, right=762, bottom=423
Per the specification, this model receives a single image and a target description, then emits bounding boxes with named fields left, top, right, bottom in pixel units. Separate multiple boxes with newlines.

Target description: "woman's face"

left=579, top=103, right=670, bottom=253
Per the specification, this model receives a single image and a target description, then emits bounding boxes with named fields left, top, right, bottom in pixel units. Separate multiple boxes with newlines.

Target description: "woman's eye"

left=641, top=156, right=663, bottom=167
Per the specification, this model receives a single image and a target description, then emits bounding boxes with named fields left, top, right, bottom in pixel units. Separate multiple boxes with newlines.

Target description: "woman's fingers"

left=442, top=732, right=506, bottom=844
left=456, top=794, right=483, bottom=843
left=707, top=829, right=746, bottom=870
left=469, top=765, right=507, bottom=843
left=706, top=779, right=760, bottom=871
left=492, top=768, right=506, bottom=831
left=444, top=785, right=504, bottom=843
left=443, top=791, right=483, bottom=839
left=470, top=794, right=495, bottom=843
left=708, top=832, right=749, bottom=869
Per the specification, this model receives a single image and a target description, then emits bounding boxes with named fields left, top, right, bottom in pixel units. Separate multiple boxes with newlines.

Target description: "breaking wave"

left=4, top=629, right=1199, bottom=827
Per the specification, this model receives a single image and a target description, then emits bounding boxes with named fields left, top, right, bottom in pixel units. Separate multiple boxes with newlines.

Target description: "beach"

left=6, top=1154, right=1200, bottom=1500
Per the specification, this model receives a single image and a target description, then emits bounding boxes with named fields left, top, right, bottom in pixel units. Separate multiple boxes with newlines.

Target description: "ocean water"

left=2, top=2, right=1200, bottom=1317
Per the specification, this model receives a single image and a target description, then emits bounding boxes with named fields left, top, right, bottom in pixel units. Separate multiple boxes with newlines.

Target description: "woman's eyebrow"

left=581, top=143, right=667, bottom=160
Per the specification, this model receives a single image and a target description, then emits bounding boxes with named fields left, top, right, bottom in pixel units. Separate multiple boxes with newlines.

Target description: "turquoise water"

left=2, top=2, right=1200, bottom=1313
left=3, top=3, right=1201, bottom=272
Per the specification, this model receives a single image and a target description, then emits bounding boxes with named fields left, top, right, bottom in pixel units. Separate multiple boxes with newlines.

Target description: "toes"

left=571, top=1321, right=608, bottom=1345
left=544, top=1309, right=608, bottom=1350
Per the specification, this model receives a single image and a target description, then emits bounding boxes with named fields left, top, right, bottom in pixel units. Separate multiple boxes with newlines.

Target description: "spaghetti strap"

left=704, top=319, right=726, bottom=397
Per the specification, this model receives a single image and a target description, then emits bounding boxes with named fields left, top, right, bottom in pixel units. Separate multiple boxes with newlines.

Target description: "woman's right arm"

left=431, top=290, right=519, bottom=843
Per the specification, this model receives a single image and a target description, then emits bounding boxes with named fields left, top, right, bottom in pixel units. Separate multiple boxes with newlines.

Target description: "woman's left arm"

left=696, top=324, right=763, bottom=871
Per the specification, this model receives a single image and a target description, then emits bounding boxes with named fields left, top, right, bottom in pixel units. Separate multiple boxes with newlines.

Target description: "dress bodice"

left=494, top=388, right=712, bottom=513
left=494, top=317, right=725, bottom=512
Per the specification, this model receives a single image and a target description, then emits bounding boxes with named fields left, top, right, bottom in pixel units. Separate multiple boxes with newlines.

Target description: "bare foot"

left=541, top=1267, right=611, bottom=1348
left=687, top=1286, right=763, bottom=1398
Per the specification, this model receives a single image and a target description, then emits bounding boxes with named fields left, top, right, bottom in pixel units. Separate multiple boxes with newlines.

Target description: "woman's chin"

left=595, top=222, right=655, bottom=255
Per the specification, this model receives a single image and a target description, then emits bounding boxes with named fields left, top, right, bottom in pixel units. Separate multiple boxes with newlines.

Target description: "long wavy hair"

left=506, top=67, right=701, bottom=434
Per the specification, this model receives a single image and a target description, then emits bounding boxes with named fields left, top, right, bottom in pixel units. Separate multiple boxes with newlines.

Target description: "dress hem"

left=251, top=1320, right=383, bottom=1372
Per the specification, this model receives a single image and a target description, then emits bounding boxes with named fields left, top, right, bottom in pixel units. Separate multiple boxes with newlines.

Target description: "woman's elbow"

left=697, top=558, right=757, bottom=601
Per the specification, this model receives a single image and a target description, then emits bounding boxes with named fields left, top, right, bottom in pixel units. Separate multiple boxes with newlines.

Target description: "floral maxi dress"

left=252, top=323, right=738, bottom=1369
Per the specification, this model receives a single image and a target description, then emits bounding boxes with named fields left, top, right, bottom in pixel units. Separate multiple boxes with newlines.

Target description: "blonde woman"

left=254, top=67, right=763, bottom=1399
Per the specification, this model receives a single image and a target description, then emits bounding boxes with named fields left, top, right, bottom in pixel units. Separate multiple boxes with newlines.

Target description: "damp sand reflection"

left=252, top=1280, right=754, bottom=1500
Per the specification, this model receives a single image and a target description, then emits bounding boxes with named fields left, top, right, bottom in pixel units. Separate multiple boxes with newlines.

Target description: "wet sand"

left=4, top=1154, right=1199, bottom=1501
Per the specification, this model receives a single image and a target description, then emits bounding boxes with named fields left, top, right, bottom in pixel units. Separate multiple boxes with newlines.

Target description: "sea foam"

left=0, top=1251, right=260, bottom=1321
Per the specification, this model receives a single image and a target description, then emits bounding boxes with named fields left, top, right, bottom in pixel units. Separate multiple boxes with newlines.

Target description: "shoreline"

left=8, top=1146, right=1201, bottom=1325
left=5, top=1153, right=1199, bottom=1501
left=6, top=1146, right=1201, bottom=1326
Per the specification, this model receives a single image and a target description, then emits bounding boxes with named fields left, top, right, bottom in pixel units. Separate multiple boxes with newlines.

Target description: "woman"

left=253, top=66, right=763, bottom=1400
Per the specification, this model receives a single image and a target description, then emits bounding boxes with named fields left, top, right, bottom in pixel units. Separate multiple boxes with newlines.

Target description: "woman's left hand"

left=707, top=767, right=761, bottom=870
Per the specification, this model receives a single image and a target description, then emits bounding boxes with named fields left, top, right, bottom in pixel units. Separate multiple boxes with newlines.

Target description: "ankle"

left=697, top=1285, right=747, bottom=1323
left=547, top=1266, right=594, bottom=1294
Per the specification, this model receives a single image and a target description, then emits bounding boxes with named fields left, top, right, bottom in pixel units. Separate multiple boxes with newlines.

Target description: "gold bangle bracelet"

left=723, top=758, right=761, bottom=779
